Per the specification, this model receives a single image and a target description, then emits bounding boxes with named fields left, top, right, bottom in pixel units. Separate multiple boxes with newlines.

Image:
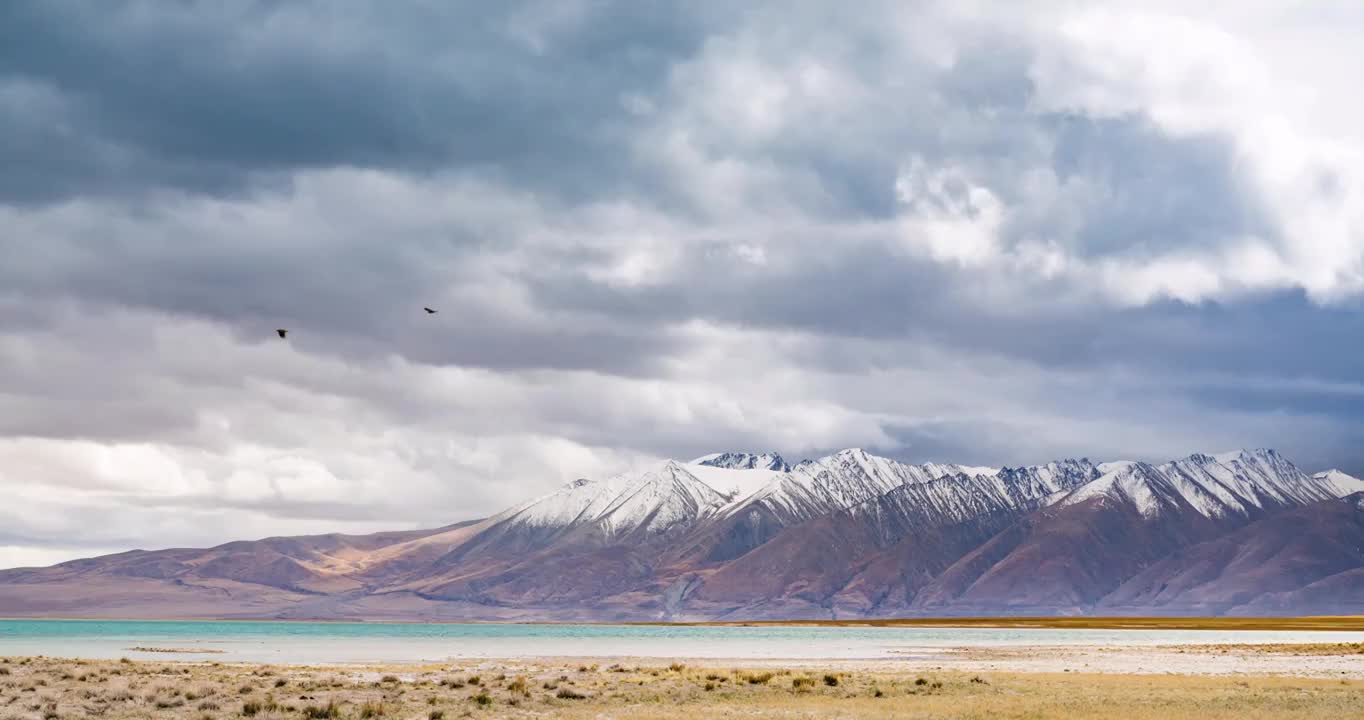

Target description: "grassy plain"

left=2, top=654, right=1362, bottom=720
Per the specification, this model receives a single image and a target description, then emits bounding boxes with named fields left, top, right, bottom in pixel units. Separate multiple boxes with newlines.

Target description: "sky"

left=2, top=0, right=1363, bottom=569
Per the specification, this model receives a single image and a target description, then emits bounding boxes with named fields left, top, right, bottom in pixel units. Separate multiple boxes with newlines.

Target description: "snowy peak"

left=995, top=458, right=1102, bottom=500
left=796, top=448, right=977, bottom=489
left=731, top=448, right=999, bottom=522
left=693, top=451, right=791, bottom=472
left=1164, top=448, right=1334, bottom=513
left=1315, top=470, right=1364, bottom=497
left=852, top=458, right=1098, bottom=531
left=1210, top=447, right=1279, bottom=464
left=590, top=461, right=728, bottom=538
left=475, top=448, right=1350, bottom=564
left=681, top=462, right=785, bottom=503
left=1059, top=462, right=1178, bottom=518
left=486, top=461, right=730, bottom=544
left=489, top=475, right=627, bottom=531
left=1059, top=449, right=1343, bottom=520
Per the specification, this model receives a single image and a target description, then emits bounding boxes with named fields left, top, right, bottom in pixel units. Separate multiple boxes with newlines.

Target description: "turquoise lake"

left=4, top=619, right=1364, bottom=664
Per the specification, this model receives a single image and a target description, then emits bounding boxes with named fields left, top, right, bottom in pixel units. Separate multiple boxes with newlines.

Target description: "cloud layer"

left=2, top=0, right=1362, bottom=567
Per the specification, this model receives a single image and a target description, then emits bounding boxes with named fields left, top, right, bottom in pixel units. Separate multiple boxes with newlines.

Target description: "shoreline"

left=4, top=615, right=1364, bottom=631
left=645, top=616, right=1364, bottom=631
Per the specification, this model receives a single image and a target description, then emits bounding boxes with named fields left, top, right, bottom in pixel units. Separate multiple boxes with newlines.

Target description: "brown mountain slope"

left=1101, top=493, right=1364, bottom=615
left=685, top=464, right=1098, bottom=619
left=910, top=473, right=1233, bottom=615
left=0, top=521, right=484, bottom=618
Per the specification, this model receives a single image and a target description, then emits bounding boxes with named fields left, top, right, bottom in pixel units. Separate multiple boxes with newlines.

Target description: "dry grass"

left=0, top=655, right=1360, bottom=719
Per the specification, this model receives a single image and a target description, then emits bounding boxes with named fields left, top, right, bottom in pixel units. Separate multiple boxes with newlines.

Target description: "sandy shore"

left=1, top=645, right=1363, bottom=719
left=452, top=642, right=1364, bottom=678
left=921, top=642, right=1364, bottom=678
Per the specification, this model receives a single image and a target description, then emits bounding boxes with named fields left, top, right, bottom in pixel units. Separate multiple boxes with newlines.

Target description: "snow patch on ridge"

left=682, top=463, right=784, bottom=502
left=1315, top=469, right=1364, bottom=497
left=1060, top=449, right=1347, bottom=520
left=592, top=461, right=727, bottom=536
left=487, top=462, right=734, bottom=539
left=1062, top=463, right=1166, bottom=517
left=693, top=451, right=791, bottom=472
left=491, top=475, right=632, bottom=530
left=717, top=448, right=1011, bottom=523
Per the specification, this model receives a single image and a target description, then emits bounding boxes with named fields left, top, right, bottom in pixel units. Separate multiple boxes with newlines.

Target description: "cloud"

left=1028, top=4, right=1364, bottom=302
left=1, top=0, right=1362, bottom=568
left=0, top=0, right=718, bottom=204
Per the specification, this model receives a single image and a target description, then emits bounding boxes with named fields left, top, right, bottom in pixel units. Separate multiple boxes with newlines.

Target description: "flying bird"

left=423, top=307, right=437, bottom=314
left=276, top=329, right=288, bottom=339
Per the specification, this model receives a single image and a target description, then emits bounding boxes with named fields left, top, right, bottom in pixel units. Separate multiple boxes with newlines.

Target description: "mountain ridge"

left=1, top=447, right=1361, bottom=621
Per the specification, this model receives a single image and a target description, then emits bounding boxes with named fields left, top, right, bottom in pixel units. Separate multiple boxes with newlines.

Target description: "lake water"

left=3, top=619, right=1363, bottom=665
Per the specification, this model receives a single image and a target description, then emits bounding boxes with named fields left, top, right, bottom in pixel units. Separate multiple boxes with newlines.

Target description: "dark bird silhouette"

left=276, top=329, right=288, bottom=339
left=423, top=307, right=437, bottom=314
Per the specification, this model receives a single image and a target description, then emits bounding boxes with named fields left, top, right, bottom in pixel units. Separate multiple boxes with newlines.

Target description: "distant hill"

left=2, top=448, right=1361, bottom=621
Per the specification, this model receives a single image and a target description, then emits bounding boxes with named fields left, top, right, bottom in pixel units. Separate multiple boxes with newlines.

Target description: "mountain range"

left=2, top=448, right=1362, bottom=621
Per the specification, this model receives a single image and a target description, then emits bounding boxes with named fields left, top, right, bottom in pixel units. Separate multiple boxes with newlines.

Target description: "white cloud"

left=1027, top=4, right=1364, bottom=304
left=894, top=158, right=1005, bottom=266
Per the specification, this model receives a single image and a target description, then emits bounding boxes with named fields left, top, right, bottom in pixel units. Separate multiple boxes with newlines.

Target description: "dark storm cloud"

left=1187, top=382, right=1364, bottom=419
left=0, top=0, right=721, bottom=205
left=0, top=199, right=688, bottom=380
left=0, top=0, right=738, bottom=379
left=523, top=230, right=1364, bottom=387
left=0, top=0, right=1352, bottom=401
left=1, top=0, right=1290, bottom=380
left=1043, top=115, right=1275, bottom=258
left=522, top=234, right=1364, bottom=478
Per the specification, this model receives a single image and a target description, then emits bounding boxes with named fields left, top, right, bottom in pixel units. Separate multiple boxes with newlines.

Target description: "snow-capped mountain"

left=446, top=461, right=734, bottom=560
left=473, top=458, right=800, bottom=540
left=4, top=447, right=1363, bottom=621
left=464, top=448, right=1013, bottom=566
left=859, top=458, right=1102, bottom=527
left=1059, top=449, right=1347, bottom=519
left=685, top=458, right=1101, bottom=616
left=669, top=450, right=1048, bottom=568
left=727, top=448, right=1000, bottom=524
left=1098, top=489, right=1364, bottom=615
left=590, top=462, right=730, bottom=538
left=681, top=462, right=786, bottom=502
left=1314, top=469, right=1364, bottom=497
left=693, top=451, right=792, bottom=472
